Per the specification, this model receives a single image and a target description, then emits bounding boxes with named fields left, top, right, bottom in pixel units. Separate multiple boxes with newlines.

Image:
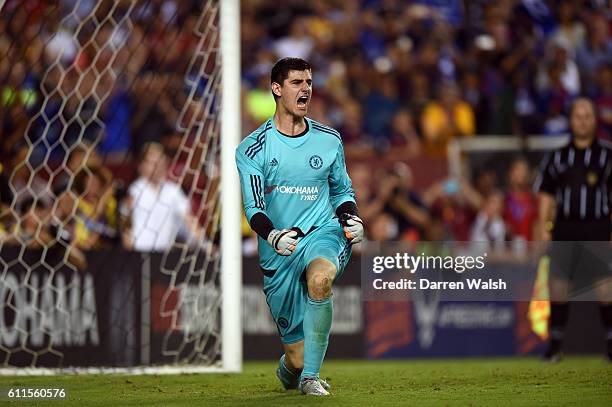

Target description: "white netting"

left=0, top=0, right=225, bottom=372
left=158, top=0, right=221, bottom=365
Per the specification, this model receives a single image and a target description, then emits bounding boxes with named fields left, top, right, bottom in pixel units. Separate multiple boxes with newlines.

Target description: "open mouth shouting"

left=297, top=94, right=310, bottom=110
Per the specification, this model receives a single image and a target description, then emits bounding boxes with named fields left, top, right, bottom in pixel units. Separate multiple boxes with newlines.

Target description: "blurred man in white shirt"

left=124, top=143, right=201, bottom=252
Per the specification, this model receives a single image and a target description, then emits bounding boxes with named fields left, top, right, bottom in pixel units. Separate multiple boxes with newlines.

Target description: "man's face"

left=570, top=100, right=596, bottom=140
left=140, top=149, right=168, bottom=183
left=509, top=160, right=528, bottom=188
left=272, top=69, right=312, bottom=117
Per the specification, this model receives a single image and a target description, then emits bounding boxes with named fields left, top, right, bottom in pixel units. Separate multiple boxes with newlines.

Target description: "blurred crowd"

left=240, top=0, right=609, bottom=251
left=0, top=0, right=215, bottom=261
left=242, top=0, right=612, bottom=152
left=347, top=157, right=537, bottom=249
left=0, top=0, right=611, bottom=259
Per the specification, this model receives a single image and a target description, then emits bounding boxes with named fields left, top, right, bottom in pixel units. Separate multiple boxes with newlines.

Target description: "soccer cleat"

left=299, top=377, right=330, bottom=396
left=318, top=378, right=331, bottom=391
left=543, top=340, right=563, bottom=363
left=276, top=355, right=299, bottom=390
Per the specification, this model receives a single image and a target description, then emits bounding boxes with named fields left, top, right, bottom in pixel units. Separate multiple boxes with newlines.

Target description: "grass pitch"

left=1, top=357, right=610, bottom=406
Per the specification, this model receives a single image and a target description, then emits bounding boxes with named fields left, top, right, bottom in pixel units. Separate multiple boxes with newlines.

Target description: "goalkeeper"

left=236, top=57, right=363, bottom=396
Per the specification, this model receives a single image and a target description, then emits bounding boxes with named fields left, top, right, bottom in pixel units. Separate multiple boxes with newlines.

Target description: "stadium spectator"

left=424, top=177, right=482, bottom=241
left=11, top=197, right=52, bottom=247
left=53, top=142, right=103, bottom=195
left=7, top=196, right=88, bottom=269
left=406, top=70, right=431, bottom=134
left=97, top=80, right=132, bottom=162
left=273, top=17, right=314, bottom=62
left=461, top=70, right=487, bottom=133
left=363, top=74, right=400, bottom=148
left=130, top=72, right=175, bottom=152
left=549, top=0, right=585, bottom=56
left=504, top=157, right=537, bottom=242
left=542, top=40, right=581, bottom=97
left=369, top=212, right=397, bottom=242
left=543, top=93, right=570, bottom=136
left=420, top=82, right=475, bottom=155
left=512, top=70, right=541, bottom=135
left=575, top=13, right=612, bottom=96
left=167, top=137, right=220, bottom=228
left=349, top=163, right=385, bottom=226
left=470, top=190, right=507, bottom=252
left=381, top=164, right=430, bottom=241
left=473, top=168, right=498, bottom=199
left=337, top=100, right=366, bottom=146
left=124, top=142, right=202, bottom=252
left=389, top=109, right=421, bottom=158
left=70, top=165, right=118, bottom=250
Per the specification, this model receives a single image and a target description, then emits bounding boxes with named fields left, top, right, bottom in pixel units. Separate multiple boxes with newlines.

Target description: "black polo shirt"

left=534, top=137, right=611, bottom=240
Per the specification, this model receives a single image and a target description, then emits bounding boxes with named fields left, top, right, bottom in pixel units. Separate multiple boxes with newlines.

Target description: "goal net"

left=0, top=0, right=241, bottom=374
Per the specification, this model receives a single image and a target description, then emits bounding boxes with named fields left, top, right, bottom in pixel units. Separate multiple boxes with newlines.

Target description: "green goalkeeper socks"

left=301, top=296, right=333, bottom=379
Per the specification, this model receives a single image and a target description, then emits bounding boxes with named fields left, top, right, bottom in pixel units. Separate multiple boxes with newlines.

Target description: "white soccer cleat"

left=299, top=377, right=330, bottom=396
left=318, top=378, right=331, bottom=391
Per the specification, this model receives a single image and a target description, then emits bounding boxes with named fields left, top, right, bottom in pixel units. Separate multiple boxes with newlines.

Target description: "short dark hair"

left=270, top=57, right=311, bottom=98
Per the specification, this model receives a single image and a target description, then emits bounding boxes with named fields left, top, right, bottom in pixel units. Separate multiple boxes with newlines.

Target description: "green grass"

left=0, top=357, right=610, bottom=406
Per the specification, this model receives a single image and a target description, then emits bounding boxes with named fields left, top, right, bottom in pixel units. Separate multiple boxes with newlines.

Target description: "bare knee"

left=307, top=259, right=336, bottom=300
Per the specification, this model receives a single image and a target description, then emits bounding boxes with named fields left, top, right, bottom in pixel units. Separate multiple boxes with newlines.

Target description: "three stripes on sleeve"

left=250, top=174, right=264, bottom=209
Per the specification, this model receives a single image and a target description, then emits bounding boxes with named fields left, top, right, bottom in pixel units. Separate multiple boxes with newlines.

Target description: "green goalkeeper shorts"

left=261, top=218, right=352, bottom=344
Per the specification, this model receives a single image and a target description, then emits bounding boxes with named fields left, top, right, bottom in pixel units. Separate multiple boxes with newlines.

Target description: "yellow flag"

left=528, top=256, right=550, bottom=340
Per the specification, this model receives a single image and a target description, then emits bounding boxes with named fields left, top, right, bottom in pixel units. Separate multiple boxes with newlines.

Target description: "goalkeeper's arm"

left=328, top=141, right=364, bottom=244
left=236, top=145, right=305, bottom=256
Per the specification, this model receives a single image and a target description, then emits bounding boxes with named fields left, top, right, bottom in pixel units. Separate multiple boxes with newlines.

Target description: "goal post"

left=220, top=0, right=242, bottom=374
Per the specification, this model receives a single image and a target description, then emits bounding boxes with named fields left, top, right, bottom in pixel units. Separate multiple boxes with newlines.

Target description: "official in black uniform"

left=534, top=98, right=611, bottom=362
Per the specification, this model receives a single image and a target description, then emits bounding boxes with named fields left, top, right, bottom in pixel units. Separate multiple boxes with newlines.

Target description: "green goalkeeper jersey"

left=235, top=117, right=356, bottom=267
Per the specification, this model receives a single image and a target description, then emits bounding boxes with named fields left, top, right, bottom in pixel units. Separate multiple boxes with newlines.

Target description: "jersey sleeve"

left=235, top=145, right=267, bottom=223
left=329, top=142, right=356, bottom=210
left=534, top=152, right=557, bottom=195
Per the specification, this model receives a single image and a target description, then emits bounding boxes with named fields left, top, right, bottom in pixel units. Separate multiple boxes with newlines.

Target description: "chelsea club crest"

left=309, top=155, right=323, bottom=169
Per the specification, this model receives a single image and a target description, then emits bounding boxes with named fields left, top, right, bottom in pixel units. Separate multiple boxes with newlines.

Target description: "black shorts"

left=548, top=241, right=611, bottom=299
left=552, top=220, right=611, bottom=241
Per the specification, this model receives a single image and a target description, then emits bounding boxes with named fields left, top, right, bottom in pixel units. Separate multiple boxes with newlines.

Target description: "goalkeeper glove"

left=339, top=213, right=364, bottom=244
left=267, top=227, right=304, bottom=256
